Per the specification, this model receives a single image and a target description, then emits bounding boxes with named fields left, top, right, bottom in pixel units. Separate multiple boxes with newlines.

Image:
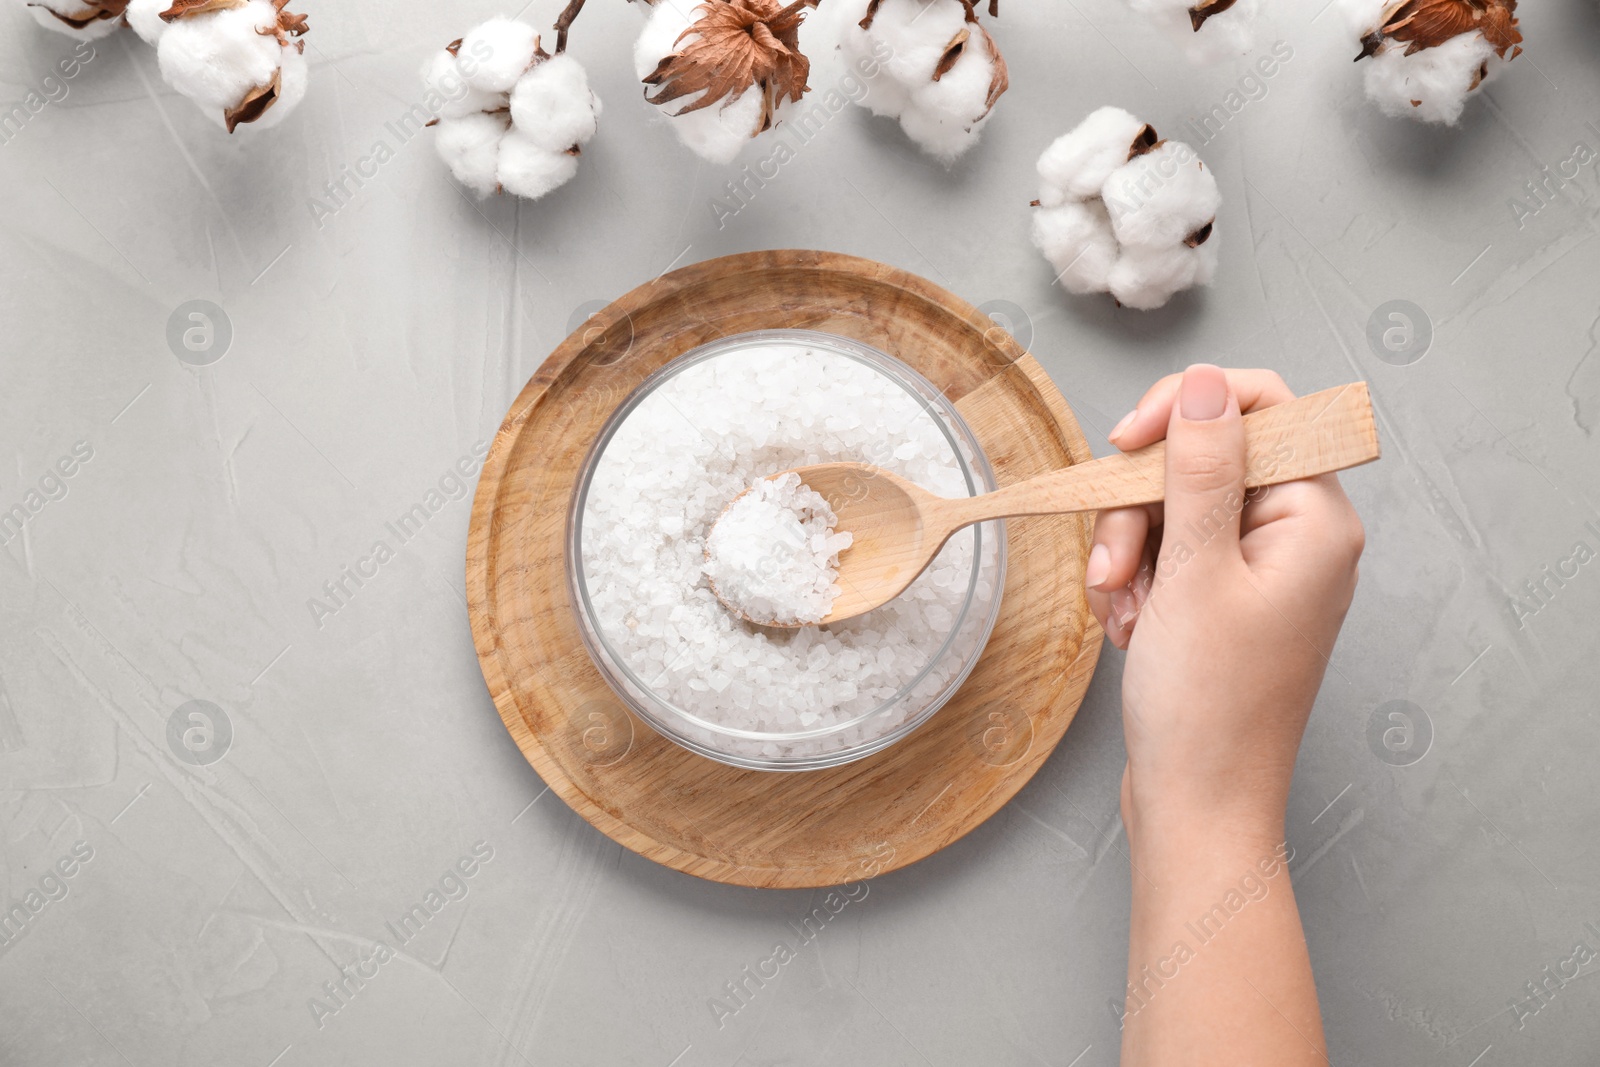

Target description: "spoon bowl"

left=783, top=463, right=942, bottom=625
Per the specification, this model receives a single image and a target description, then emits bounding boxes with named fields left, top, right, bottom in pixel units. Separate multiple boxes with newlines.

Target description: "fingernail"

left=1103, top=608, right=1125, bottom=645
left=1108, top=408, right=1137, bottom=443
left=1085, top=543, right=1110, bottom=588
left=1179, top=363, right=1228, bottom=421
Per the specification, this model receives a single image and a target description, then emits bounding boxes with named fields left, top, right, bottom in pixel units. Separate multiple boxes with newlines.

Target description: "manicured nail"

left=1179, top=363, right=1228, bottom=421
left=1085, top=543, right=1110, bottom=588
left=1108, top=408, right=1137, bottom=444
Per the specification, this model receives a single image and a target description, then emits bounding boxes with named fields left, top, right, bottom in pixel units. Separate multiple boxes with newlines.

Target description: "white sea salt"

left=704, top=472, right=853, bottom=626
left=579, top=342, right=997, bottom=760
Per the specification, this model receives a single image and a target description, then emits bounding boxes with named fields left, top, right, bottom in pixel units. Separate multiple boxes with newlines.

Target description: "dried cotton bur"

left=837, top=0, right=1009, bottom=163
left=1030, top=107, right=1220, bottom=311
left=1340, top=0, right=1522, bottom=124
left=423, top=17, right=601, bottom=200
left=1127, top=0, right=1263, bottom=63
left=632, top=0, right=821, bottom=164
left=18, top=0, right=310, bottom=131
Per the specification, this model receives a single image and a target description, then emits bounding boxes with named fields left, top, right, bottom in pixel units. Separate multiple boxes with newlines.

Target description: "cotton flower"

left=125, top=0, right=168, bottom=42
left=459, top=16, right=542, bottom=93
left=837, top=0, right=1008, bottom=163
left=16, top=0, right=310, bottom=129
left=155, top=0, right=310, bottom=131
left=510, top=51, right=601, bottom=153
left=22, top=0, right=127, bottom=40
left=1127, top=0, right=1262, bottom=64
left=1341, top=0, right=1521, bottom=125
left=434, top=111, right=509, bottom=197
left=425, top=26, right=600, bottom=201
left=632, top=0, right=819, bottom=165
left=1030, top=106, right=1220, bottom=310
left=420, top=47, right=504, bottom=120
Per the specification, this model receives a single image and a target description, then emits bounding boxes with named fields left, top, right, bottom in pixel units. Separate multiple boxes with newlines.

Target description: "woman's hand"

left=1086, top=364, right=1365, bottom=841
left=1093, top=365, right=1364, bottom=1067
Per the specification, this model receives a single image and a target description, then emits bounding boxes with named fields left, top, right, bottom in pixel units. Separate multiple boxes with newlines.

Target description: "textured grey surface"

left=2, top=0, right=1599, bottom=1064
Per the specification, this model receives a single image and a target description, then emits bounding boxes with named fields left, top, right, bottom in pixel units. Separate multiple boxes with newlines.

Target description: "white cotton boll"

left=1035, top=106, right=1148, bottom=206
left=497, top=130, right=580, bottom=200
left=421, top=49, right=504, bottom=120
left=1031, top=200, right=1119, bottom=296
left=1104, top=142, right=1221, bottom=248
left=435, top=112, right=508, bottom=197
left=900, top=25, right=1000, bottom=163
left=655, top=90, right=763, bottom=164
left=631, top=0, right=692, bottom=82
left=837, top=0, right=1004, bottom=161
left=859, top=0, right=970, bottom=90
left=1032, top=109, right=1220, bottom=309
left=1336, top=0, right=1385, bottom=35
left=1107, top=242, right=1217, bottom=310
left=1361, top=32, right=1499, bottom=125
left=855, top=64, right=912, bottom=119
left=632, top=0, right=765, bottom=164
left=125, top=0, right=168, bottom=43
left=459, top=17, right=541, bottom=94
left=26, top=0, right=124, bottom=40
left=836, top=1, right=912, bottom=117
left=509, top=54, right=601, bottom=154
left=156, top=0, right=282, bottom=110
left=898, top=102, right=979, bottom=163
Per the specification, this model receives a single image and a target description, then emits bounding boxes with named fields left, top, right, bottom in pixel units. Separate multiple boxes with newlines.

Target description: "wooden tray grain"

left=466, top=249, right=1101, bottom=888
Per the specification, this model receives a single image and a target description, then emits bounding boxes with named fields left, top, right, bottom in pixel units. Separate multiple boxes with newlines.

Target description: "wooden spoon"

left=711, top=382, right=1380, bottom=628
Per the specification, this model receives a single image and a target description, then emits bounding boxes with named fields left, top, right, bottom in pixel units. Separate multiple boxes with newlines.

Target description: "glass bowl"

left=566, top=329, right=1005, bottom=771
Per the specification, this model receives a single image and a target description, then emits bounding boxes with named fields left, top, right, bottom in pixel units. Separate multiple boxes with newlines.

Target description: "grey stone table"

left=2, top=1, right=1598, bottom=1064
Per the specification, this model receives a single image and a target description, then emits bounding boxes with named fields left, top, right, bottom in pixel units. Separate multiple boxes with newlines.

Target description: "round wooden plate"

left=466, top=249, right=1101, bottom=888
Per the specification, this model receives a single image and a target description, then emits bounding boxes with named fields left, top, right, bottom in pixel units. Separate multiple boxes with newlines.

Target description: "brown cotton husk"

left=1355, top=0, right=1521, bottom=62
left=224, top=66, right=279, bottom=131
left=32, top=0, right=127, bottom=29
left=643, top=0, right=818, bottom=135
left=1188, top=0, right=1238, bottom=31
left=933, top=28, right=970, bottom=81
left=159, top=0, right=246, bottom=21
left=270, top=0, right=307, bottom=39
left=976, top=24, right=1007, bottom=113
left=1127, top=124, right=1160, bottom=159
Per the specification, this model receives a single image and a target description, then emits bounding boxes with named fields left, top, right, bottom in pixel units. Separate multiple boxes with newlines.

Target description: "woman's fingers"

left=1088, top=520, right=1159, bottom=650
left=1239, top=476, right=1338, bottom=537
left=1107, top=368, right=1297, bottom=453
left=1087, top=584, right=1122, bottom=646
left=1088, top=506, right=1150, bottom=592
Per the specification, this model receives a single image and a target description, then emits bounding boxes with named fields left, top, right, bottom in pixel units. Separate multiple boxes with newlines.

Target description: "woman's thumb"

left=1158, top=364, right=1247, bottom=575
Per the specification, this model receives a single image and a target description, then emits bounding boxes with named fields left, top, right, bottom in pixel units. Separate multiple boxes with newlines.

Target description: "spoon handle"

left=946, top=382, right=1379, bottom=525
